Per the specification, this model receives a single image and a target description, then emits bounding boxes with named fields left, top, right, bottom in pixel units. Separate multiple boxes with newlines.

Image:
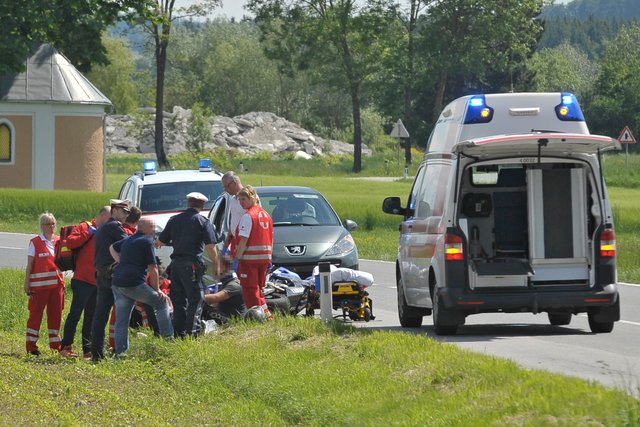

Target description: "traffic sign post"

left=390, top=119, right=410, bottom=178
left=617, top=126, right=636, bottom=168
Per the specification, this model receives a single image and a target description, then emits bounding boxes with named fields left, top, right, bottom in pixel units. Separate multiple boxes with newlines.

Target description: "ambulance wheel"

left=587, top=299, right=618, bottom=333
left=588, top=314, right=614, bottom=333
left=547, top=312, right=571, bottom=326
left=432, top=288, right=457, bottom=336
left=397, top=277, right=423, bottom=328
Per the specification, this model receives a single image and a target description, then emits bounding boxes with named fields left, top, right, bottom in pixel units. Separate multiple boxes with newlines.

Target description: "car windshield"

left=260, top=193, right=341, bottom=226
left=140, top=181, right=223, bottom=213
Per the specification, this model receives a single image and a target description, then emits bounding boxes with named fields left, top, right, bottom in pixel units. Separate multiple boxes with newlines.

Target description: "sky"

left=214, top=1, right=251, bottom=20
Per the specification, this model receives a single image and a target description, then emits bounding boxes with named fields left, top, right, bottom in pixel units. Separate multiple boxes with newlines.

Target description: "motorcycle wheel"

left=266, top=294, right=290, bottom=315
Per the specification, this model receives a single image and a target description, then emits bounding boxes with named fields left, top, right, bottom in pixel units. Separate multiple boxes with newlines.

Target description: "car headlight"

left=325, top=234, right=356, bottom=257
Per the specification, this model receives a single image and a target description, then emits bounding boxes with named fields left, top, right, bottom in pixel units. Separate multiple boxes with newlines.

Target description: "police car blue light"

left=144, top=161, right=157, bottom=175
left=199, top=158, right=212, bottom=172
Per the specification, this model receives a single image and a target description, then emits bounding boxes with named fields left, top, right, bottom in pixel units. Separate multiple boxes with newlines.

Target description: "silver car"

left=208, top=186, right=359, bottom=279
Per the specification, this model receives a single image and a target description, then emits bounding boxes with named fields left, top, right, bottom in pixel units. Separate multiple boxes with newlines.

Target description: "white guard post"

left=318, top=262, right=333, bottom=322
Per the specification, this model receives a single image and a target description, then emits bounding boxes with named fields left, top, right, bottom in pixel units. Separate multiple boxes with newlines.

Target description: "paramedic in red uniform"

left=59, top=206, right=111, bottom=358
left=23, top=212, right=64, bottom=355
left=232, top=185, right=273, bottom=317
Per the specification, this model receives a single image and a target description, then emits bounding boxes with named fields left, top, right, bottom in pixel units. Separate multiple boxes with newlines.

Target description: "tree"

left=131, top=0, right=221, bottom=168
left=419, top=0, right=546, bottom=121
left=525, top=43, right=597, bottom=102
left=0, top=0, right=146, bottom=75
left=247, top=0, right=397, bottom=173
left=87, top=36, right=140, bottom=114
left=587, top=23, right=640, bottom=146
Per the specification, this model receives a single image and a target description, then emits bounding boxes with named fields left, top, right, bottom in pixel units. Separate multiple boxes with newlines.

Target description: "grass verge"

left=0, top=269, right=638, bottom=426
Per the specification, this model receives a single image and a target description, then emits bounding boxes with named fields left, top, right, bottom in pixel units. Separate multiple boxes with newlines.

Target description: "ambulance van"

left=382, top=92, right=621, bottom=335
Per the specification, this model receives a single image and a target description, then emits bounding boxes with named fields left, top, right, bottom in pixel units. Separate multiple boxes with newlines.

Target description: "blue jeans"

left=61, top=279, right=97, bottom=354
left=112, top=284, right=173, bottom=354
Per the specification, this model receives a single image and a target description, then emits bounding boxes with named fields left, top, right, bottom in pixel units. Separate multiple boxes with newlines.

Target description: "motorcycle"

left=264, top=267, right=311, bottom=316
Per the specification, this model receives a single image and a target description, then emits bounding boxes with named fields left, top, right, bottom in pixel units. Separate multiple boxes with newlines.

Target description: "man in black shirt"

left=90, top=199, right=130, bottom=361
left=156, top=192, right=219, bottom=337
left=203, top=256, right=246, bottom=324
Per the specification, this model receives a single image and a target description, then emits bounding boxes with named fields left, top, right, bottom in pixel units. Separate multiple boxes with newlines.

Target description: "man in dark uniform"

left=91, top=199, right=130, bottom=361
left=203, top=256, right=247, bottom=324
left=155, top=192, right=219, bottom=337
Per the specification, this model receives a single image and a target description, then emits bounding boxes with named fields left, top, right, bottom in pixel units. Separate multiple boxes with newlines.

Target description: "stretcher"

left=303, top=280, right=374, bottom=322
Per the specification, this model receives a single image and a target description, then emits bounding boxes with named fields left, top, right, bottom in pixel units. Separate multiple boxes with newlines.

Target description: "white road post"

left=318, top=261, right=333, bottom=323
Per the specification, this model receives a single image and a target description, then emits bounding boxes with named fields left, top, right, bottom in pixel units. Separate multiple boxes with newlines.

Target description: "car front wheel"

left=397, top=276, right=423, bottom=328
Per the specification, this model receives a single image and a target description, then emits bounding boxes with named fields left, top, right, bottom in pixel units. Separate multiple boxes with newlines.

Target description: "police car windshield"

left=259, top=193, right=341, bottom=226
left=140, top=182, right=223, bottom=213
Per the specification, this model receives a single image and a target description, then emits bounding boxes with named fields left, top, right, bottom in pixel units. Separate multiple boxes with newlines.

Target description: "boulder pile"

left=105, top=107, right=370, bottom=159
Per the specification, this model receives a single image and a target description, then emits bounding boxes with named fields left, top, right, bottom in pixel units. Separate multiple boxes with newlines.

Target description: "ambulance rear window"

left=470, top=165, right=525, bottom=187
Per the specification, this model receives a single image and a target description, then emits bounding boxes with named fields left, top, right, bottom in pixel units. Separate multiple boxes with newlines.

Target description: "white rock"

left=295, top=151, right=313, bottom=160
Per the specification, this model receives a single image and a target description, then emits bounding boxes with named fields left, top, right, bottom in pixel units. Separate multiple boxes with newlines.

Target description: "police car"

left=118, top=159, right=224, bottom=264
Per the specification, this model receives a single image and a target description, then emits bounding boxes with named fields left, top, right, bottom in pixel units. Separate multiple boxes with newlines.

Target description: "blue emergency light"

left=143, top=161, right=157, bottom=175
left=199, top=158, right=212, bottom=172
left=464, top=95, right=494, bottom=124
left=555, top=92, right=585, bottom=121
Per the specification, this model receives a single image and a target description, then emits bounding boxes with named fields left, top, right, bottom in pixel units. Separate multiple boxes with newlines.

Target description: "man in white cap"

left=155, top=192, right=219, bottom=337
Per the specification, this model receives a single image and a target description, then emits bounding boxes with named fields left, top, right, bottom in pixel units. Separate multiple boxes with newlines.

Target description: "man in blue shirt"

left=110, top=217, right=173, bottom=355
left=156, top=192, right=219, bottom=337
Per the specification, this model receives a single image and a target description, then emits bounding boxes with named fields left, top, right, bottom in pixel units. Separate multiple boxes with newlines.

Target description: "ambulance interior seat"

left=493, top=168, right=527, bottom=258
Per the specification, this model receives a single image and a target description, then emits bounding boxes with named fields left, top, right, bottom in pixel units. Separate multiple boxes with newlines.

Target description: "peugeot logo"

left=286, top=245, right=306, bottom=256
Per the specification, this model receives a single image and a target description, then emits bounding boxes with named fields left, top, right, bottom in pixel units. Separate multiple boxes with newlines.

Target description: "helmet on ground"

left=244, top=306, right=266, bottom=322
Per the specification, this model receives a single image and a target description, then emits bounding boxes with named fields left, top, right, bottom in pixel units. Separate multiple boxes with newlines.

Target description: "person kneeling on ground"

left=109, top=217, right=173, bottom=356
left=203, top=256, right=247, bottom=324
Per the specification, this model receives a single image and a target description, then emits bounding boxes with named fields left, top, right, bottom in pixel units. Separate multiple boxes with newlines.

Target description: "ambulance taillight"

left=445, top=233, right=465, bottom=261
left=599, top=229, right=616, bottom=258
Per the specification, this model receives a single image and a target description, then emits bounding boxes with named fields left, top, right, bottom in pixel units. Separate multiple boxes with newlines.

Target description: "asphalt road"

left=2, top=233, right=638, bottom=393
left=358, top=259, right=640, bottom=394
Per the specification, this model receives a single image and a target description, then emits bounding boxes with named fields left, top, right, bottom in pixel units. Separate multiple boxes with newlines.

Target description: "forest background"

left=4, top=0, right=640, bottom=168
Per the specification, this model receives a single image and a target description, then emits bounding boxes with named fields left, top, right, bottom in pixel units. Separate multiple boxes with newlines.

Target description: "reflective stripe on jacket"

left=29, top=236, right=64, bottom=288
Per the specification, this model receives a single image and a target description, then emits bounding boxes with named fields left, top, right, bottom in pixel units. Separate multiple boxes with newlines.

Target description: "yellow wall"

left=55, top=116, right=104, bottom=192
left=0, top=115, right=33, bottom=188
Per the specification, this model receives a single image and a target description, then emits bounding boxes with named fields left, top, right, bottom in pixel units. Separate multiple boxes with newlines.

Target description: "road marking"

left=0, top=246, right=23, bottom=250
left=619, top=319, right=640, bottom=326
left=574, top=313, right=640, bottom=327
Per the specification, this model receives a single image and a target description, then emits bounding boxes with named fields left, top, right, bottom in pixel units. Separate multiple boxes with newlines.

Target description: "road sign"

left=390, top=119, right=410, bottom=139
left=617, top=126, right=636, bottom=144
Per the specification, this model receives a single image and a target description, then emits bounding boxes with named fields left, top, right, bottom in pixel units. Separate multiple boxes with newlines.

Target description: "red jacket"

left=236, top=205, right=273, bottom=264
left=29, top=236, right=64, bottom=289
left=123, top=223, right=137, bottom=236
left=66, top=220, right=97, bottom=285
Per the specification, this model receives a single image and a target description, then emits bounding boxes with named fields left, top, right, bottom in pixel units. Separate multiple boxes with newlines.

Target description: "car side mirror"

left=382, top=197, right=406, bottom=216
left=343, top=219, right=358, bottom=231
